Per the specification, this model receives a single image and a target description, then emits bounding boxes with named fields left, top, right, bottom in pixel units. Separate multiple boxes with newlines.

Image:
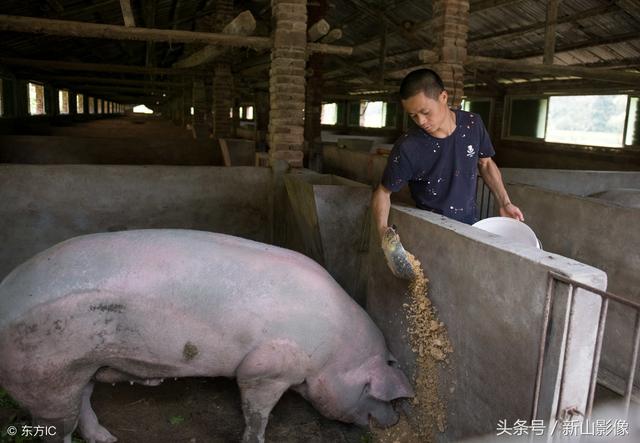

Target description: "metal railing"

left=532, top=271, right=640, bottom=423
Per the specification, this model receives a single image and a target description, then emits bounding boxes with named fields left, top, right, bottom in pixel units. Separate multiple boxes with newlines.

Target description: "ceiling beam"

left=26, top=74, right=186, bottom=88
left=0, top=14, right=353, bottom=56
left=470, top=0, right=525, bottom=12
left=173, top=11, right=256, bottom=68
left=466, top=55, right=640, bottom=85
left=513, top=31, right=640, bottom=60
left=469, top=2, right=618, bottom=45
left=119, top=0, right=136, bottom=27
left=0, top=57, right=200, bottom=76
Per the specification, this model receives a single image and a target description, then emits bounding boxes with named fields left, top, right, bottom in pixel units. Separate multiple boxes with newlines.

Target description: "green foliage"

left=169, top=415, right=184, bottom=426
left=0, top=389, right=19, bottom=409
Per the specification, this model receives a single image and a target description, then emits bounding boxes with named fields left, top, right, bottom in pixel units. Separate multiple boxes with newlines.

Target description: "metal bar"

left=623, top=311, right=640, bottom=417
left=555, top=283, right=577, bottom=420
left=549, top=272, right=640, bottom=309
left=532, top=274, right=556, bottom=421
left=586, top=298, right=609, bottom=419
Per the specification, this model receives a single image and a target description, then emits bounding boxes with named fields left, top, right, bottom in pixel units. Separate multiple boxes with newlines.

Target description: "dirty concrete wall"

left=367, top=205, right=606, bottom=441
left=0, top=165, right=272, bottom=280
left=322, top=144, right=413, bottom=206
left=504, top=183, right=640, bottom=396
left=283, top=170, right=371, bottom=305
left=0, top=135, right=220, bottom=165
left=501, top=169, right=640, bottom=197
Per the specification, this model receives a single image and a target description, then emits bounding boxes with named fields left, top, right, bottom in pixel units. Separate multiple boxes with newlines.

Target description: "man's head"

left=399, top=69, right=451, bottom=136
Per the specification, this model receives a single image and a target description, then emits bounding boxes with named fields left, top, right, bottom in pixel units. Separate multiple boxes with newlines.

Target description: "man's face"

left=401, top=90, right=449, bottom=136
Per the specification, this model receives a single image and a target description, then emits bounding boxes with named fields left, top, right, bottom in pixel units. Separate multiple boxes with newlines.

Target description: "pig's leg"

left=236, top=340, right=309, bottom=443
left=77, top=382, right=118, bottom=443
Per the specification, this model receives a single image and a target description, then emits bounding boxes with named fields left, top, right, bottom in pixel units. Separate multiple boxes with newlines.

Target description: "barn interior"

left=1, top=0, right=640, bottom=442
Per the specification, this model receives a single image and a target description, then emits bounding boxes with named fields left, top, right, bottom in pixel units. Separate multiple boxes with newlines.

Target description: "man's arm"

left=477, top=157, right=524, bottom=221
left=372, top=184, right=393, bottom=239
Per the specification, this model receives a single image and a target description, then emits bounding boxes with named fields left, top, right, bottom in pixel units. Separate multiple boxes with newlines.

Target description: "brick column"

left=432, top=0, right=469, bottom=107
left=212, top=0, right=234, bottom=138
left=268, top=0, right=307, bottom=168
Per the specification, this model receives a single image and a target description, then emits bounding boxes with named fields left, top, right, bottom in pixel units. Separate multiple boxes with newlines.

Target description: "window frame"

left=27, top=81, right=46, bottom=116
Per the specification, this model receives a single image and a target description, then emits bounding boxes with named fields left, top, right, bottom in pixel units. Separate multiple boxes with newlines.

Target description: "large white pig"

left=0, top=230, right=413, bottom=443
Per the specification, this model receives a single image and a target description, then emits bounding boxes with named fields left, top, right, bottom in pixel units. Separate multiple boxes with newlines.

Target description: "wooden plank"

left=544, top=0, right=561, bottom=65
left=119, top=0, right=136, bottom=27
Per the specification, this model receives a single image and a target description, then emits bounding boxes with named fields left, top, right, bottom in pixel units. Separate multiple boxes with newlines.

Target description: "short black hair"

left=399, top=69, right=445, bottom=100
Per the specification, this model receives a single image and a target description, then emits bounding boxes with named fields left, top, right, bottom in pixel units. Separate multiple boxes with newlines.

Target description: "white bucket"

left=472, top=217, right=542, bottom=249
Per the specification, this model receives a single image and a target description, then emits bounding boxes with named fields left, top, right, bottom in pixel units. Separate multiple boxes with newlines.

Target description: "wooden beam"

left=0, top=14, right=352, bottom=56
left=45, top=0, right=65, bottom=14
left=29, top=75, right=186, bottom=88
left=119, top=0, right=136, bottom=27
left=308, top=19, right=330, bottom=42
left=320, top=28, right=342, bottom=44
left=543, top=0, right=561, bottom=65
left=173, top=11, right=256, bottom=68
left=0, top=57, right=199, bottom=76
left=512, top=30, right=640, bottom=60
left=466, top=55, right=640, bottom=85
left=470, top=0, right=524, bottom=11
left=0, top=14, right=270, bottom=49
left=470, top=2, right=617, bottom=44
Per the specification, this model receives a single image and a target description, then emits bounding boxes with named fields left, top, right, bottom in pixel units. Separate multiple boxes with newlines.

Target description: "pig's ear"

left=368, top=364, right=415, bottom=402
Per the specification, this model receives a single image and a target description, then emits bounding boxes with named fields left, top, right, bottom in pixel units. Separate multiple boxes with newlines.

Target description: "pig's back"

left=0, top=230, right=373, bottom=342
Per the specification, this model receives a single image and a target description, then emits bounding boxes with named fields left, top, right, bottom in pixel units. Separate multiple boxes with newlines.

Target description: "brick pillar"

left=268, top=0, right=308, bottom=168
left=432, top=0, right=469, bottom=108
left=212, top=0, right=234, bottom=138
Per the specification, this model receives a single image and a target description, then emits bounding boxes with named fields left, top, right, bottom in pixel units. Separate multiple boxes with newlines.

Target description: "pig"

left=0, top=229, right=413, bottom=443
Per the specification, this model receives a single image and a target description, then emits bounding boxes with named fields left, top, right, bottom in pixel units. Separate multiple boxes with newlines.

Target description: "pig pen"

left=0, top=163, right=367, bottom=443
left=0, top=132, right=632, bottom=443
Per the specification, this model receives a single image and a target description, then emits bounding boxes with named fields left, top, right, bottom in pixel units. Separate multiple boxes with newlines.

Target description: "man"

left=372, top=69, right=523, bottom=240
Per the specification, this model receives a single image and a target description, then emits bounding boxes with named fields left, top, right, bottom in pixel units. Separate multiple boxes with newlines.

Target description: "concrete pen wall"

left=0, top=165, right=272, bottom=281
left=368, top=205, right=606, bottom=441
left=500, top=169, right=640, bottom=197
left=504, top=183, right=640, bottom=397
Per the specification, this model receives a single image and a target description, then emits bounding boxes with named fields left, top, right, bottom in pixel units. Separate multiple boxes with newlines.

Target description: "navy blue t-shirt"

left=381, top=110, right=495, bottom=224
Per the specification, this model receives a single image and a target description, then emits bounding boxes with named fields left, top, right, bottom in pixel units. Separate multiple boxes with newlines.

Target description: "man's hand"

left=499, top=202, right=524, bottom=221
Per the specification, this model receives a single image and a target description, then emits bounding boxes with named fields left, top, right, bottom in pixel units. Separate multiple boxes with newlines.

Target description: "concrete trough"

left=284, top=170, right=371, bottom=305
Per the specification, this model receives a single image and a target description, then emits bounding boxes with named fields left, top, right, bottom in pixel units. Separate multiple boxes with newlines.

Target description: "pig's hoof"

left=80, top=424, right=118, bottom=443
